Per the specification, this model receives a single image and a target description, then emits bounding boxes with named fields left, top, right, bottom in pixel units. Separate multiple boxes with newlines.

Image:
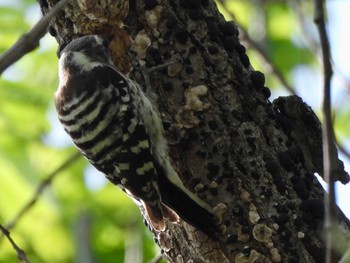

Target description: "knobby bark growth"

left=38, top=0, right=350, bottom=262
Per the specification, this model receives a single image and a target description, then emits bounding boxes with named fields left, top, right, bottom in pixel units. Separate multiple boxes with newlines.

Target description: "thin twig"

left=292, top=0, right=350, bottom=94
left=0, top=224, right=30, bottom=263
left=0, top=0, right=70, bottom=75
left=313, top=0, right=337, bottom=262
left=218, top=0, right=296, bottom=95
left=238, top=27, right=296, bottom=95
left=4, top=152, right=81, bottom=231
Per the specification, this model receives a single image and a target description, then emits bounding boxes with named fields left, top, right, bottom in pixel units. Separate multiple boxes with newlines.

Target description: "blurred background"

left=0, top=0, right=349, bottom=262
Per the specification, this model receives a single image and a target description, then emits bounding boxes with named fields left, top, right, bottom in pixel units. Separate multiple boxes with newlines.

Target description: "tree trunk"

left=39, top=0, right=350, bottom=262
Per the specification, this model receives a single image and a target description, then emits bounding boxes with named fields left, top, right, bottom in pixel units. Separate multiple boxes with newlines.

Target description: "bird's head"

left=59, top=35, right=114, bottom=72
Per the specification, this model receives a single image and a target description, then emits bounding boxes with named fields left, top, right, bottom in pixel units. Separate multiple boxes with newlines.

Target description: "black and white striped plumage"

left=55, top=35, right=217, bottom=237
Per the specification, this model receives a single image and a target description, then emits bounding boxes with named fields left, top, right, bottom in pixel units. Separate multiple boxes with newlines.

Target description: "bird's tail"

left=157, top=171, right=220, bottom=240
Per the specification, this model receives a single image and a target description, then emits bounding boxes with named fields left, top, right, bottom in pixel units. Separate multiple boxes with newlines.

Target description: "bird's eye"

left=101, top=35, right=114, bottom=48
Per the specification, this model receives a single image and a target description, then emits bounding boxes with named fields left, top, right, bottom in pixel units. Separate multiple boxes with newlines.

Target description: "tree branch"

left=0, top=0, right=70, bottom=75
left=220, top=0, right=350, bottom=167
left=218, top=0, right=296, bottom=95
left=292, top=0, right=350, bottom=94
left=3, top=152, right=81, bottom=232
left=0, top=224, right=30, bottom=263
left=313, top=0, right=337, bottom=262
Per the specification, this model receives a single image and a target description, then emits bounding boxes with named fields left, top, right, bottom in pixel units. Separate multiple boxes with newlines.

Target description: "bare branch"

left=313, top=0, right=337, bottom=262
left=238, top=27, right=296, bottom=95
left=0, top=0, right=70, bottom=75
left=220, top=0, right=350, bottom=168
left=292, top=0, right=350, bottom=94
left=218, top=0, right=296, bottom=95
left=0, top=224, right=30, bottom=263
left=4, top=152, right=81, bottom=232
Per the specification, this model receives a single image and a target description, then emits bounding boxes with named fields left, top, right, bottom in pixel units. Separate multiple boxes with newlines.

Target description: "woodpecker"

left=55, top=35, right=218, bottom=238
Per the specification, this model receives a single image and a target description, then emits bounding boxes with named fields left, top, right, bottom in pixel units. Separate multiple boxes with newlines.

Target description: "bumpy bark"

left=39, top=0, right=350, bottom=262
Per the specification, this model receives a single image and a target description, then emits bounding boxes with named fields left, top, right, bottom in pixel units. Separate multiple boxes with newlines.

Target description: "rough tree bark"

left=38, top=0, right=350, bottom=262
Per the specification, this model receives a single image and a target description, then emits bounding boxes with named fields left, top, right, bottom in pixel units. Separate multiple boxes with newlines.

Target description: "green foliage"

left=0, top=3, right=160, bottom=263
